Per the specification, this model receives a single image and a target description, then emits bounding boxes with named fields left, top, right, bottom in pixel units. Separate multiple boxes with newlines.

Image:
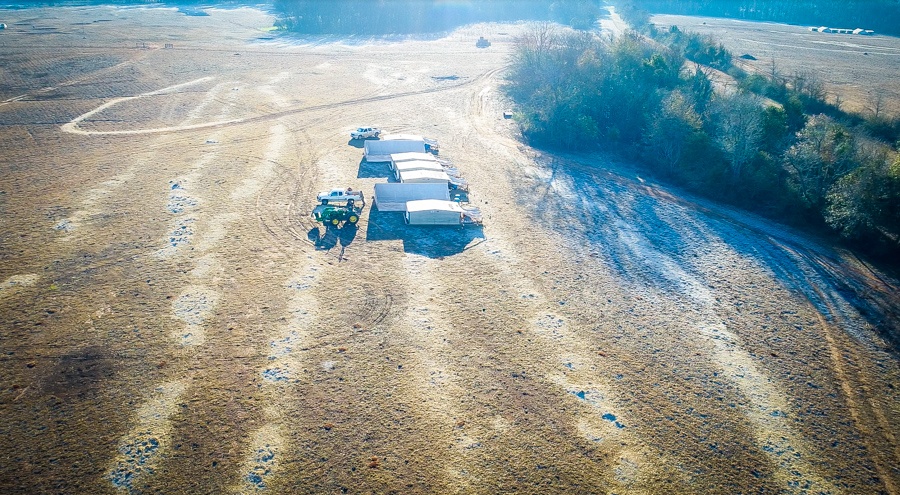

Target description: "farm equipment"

left=312, top=204, right=363, bottom=227
left=312, top=190, right=365, bottom=227
left=476, top=36, right=491, bottom=48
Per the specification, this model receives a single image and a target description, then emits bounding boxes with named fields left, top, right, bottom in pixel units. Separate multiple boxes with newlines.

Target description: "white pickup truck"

left=350, top=127, right=381, bottom=140
left=317, top=188, right=365, bottom=205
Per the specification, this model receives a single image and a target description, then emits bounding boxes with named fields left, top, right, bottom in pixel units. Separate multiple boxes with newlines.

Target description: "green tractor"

left=313, top=205, right=360, bottom=227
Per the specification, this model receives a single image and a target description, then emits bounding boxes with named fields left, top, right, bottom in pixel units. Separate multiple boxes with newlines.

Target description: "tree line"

left=504, top=23, right=900, bottom=258
left=621, top=0, right=900, bottom=37
left=271, top=0, right=601, bottom=34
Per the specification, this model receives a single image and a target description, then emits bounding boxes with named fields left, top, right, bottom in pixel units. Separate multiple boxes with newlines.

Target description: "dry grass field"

left=651, top=14, right=900, bottom=117
left=1, top=6, right=899, bottom=494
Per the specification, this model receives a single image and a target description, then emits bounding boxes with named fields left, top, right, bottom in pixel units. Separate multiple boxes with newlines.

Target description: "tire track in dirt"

left=0, top=45, right=157, bottom=107
left=434, top=74, right=684, bottom=490
left=52, top=167, right=137, bottom=235
left=250, top=103, right=402, bottom=256
left=812, top=304, right=899, bottom=495
left=103, top=126, right=231, bottom=491
left=550, top=168, right=887, bottom=490
left=534, top=157, right=899, bottom=490
left=101, top=83, right=297, bottom=490
left=253, top=126, right=323, bottom=251
left=769, top=242, right=899, bottom=493
left=59, top=69, right=496, bottom=136
left=233, top=257, right=322, bottom=492
left=458, top=68, right=898, bottom=491
left=60, top=76, right=221, bottom=135
left=389, top=253, right=485, bottom=491
left=105, top=381, right=187, bottom=493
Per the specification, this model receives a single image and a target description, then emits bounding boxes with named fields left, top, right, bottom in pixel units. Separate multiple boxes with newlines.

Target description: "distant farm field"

left=651, top=14, right=900, bottom=117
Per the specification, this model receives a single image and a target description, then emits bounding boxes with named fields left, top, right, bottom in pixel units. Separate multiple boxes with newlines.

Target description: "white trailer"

left=393, top=160, right=446, bottom=180
left=389, top=152, right=439, bottom=171
left=382, top=134, right=439, bottom=154
left=382, top=133, right=424, bottom=141
left=373, top=183, right=450, bottom=211
left=399, top=169, right=450, bottom=184
left=405, top=200, right=465, bottom=225
left=364, top=139, right=426, bottom=162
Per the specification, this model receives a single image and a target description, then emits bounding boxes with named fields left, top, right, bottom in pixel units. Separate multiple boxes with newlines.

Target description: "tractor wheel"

left=331, top=218, right=340, bottom=226
left=348, top=215, right=359, bottom=224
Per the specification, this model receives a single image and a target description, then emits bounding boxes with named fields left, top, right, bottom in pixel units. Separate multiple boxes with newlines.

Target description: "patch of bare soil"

left=651, top=14, right=900, bottom=117
left=1, top=6, right=898, bottom=495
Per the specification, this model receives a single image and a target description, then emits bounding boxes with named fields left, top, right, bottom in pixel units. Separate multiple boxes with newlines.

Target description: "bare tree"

left=508, top=23, right=562, bottom=103
left=868, top=89, right=886, bottom=119
left=831, top=92, right=843, bottom=111
left=768, top=57, right=780, bottom=84
left=793, top=70, right=825, bottom=101
left=711, top=93, right=764, bottom=181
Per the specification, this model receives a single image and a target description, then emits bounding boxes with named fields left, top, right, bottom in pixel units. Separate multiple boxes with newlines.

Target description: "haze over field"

left=0, top=3, right=898, bottom=495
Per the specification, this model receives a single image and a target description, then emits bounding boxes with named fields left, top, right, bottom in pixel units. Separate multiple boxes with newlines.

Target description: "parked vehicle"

left=351, top=127, right=381, bottom=140
left=316, top=187, right=364, bottom=205
left=476, top=37, right=491, bottom=48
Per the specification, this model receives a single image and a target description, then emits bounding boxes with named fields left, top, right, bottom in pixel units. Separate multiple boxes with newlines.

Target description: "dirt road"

left=1, top=6, right=898, bottom=494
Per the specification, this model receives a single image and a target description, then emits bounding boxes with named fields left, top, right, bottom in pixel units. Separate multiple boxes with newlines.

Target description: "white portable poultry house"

left=372, top=183, right=450, bottom=211
left=389, top=152, right=439, bottom=171
left=399, top=169, right=450, bottom=184
left=393, top=160, right=446, bottom=180
left=364, top=139, right=426, bottom=162
left=405, top=200, right=465, bottom=225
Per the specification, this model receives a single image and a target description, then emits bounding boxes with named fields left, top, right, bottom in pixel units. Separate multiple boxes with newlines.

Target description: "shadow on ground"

left=357, top=158, right=392, bottom=179
left=365, top=207, right=484, bottom=258
left=308, top=224, right=358, bottom=251
left=519, top=152, right=900, bottom=354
